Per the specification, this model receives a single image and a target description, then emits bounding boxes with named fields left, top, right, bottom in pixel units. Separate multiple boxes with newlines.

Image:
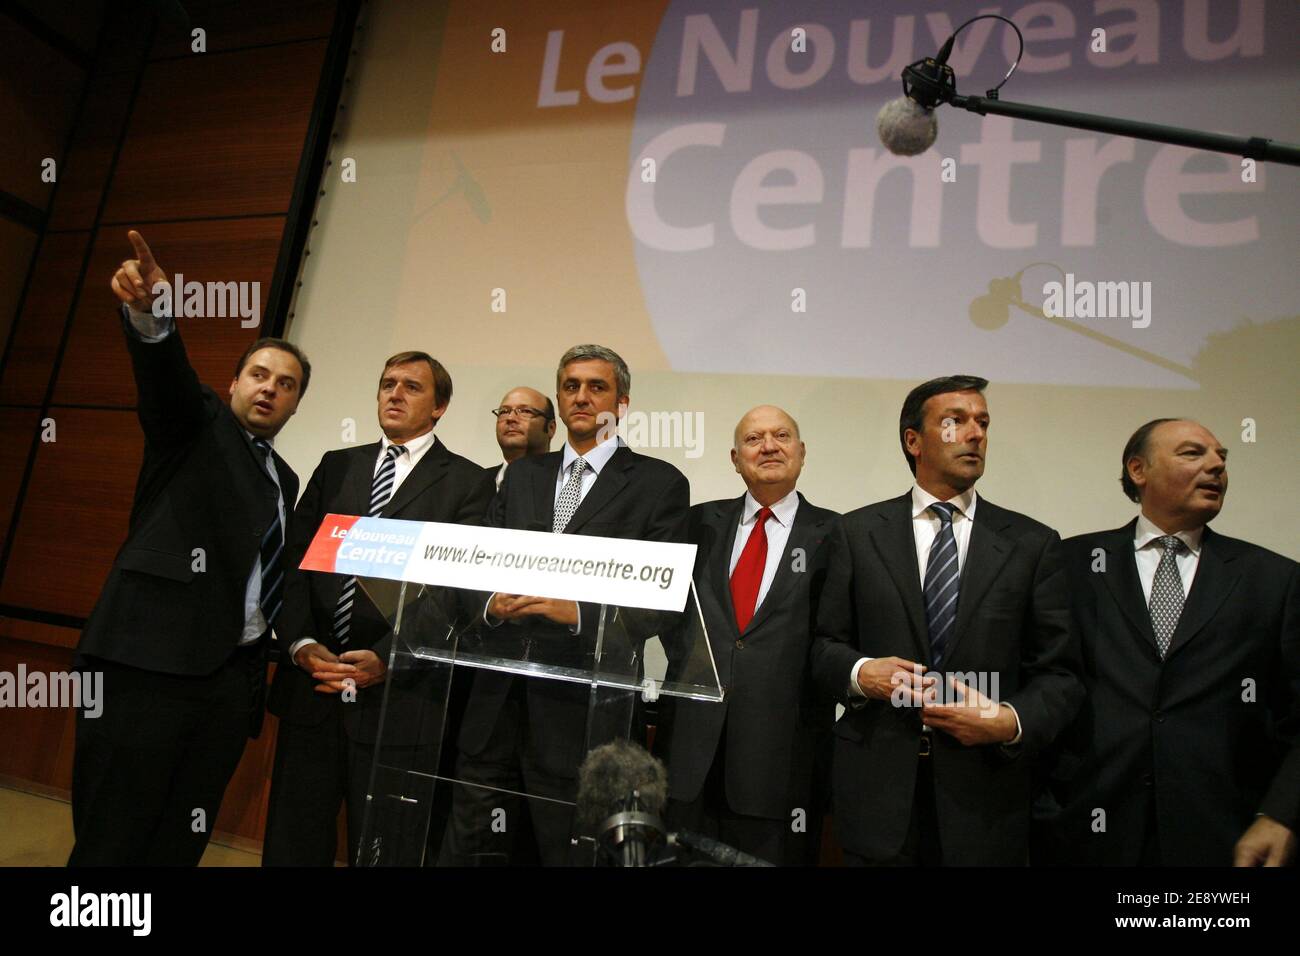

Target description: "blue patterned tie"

left=252, top=438, right=284, bottom=627
left=333, top=444, right=407, bottom=644
left=923, top=502, right=960, bottom=670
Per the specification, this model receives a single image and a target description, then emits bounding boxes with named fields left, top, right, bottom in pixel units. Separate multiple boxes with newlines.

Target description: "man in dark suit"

left=262, top=351, right=495, bottom=866
left=486, top=386, right=555, bottom=491
left=656, top=405, right=838, bottom=865
left=70, top=230, right=308, bottom=866
left=812, top=375, right=1082, bottom=866
left=1036, top=418, right=1299, bottom=866
left=439, top=345, right=690, bottom=866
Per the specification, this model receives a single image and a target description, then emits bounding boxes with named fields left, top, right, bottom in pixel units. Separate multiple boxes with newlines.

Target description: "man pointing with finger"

left=812, top=375, right=1082, bottom=865
left=70, top=231, right=310, bottom=866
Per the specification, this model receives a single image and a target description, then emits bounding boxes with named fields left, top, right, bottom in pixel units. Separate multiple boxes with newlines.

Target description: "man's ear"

left=545, top=419, right=557, bottom=438
left=904, top=428, right=922, bottom=461
left=431, top=401, right=449, bottom=424
left=228, top=378, right=238, bottom=399
left=1127, top=455, right=1147, bottom=492
left=616, top=396, right=630, bottom=419
left=730, top=447, right=740, bottom=474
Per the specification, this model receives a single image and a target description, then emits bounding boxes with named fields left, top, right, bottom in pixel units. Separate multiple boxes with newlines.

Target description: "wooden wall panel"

left=102, top=40, right=329, bottom=224
left=0, top=408, right=41, bottom=556
left=0, top=221, right=40, bottom=361
left=44, top=69, right=139, bottom=232
left=0, top=231, right=91, bottom=405
left=52, top=216, right=286, bottom=408
left=0, top=409, right=141, bottom=617
left=0, top=17, right=85, bottom=209
left=150, top=0, right=337, bottom=59
left=0, top=641, right=77, bottom=790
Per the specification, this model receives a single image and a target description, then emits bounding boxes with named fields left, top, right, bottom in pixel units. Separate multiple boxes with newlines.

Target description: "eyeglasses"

left=492, top=406, right=550, bottom=421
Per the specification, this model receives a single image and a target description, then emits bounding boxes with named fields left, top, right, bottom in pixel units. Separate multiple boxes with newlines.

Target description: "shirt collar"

left=1134, top=513, right=1204, bottom=556
left=382, top=428, right=436, bottom=459
left=561, top=433, right=621, bottom=475
left=911, top=484, right=978, bottom=521
left=742, top=488, right=800, bottom=527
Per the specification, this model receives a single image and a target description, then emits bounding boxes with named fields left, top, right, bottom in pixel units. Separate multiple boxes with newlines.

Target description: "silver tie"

left=552, top=457, right=588, bottom=533
left=1148, top=535, right=1186, bottom=658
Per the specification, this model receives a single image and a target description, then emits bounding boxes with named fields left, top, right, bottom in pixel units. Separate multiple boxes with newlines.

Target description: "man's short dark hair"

left=381, top=350, right=453, bottom=408
left=898, top=375, right=989, bottom=475
left=540, top=395, right=556, bottom=421
left=234, top=337, right=312, bottom=398
left=1120, top=418, right=1181, bottom=503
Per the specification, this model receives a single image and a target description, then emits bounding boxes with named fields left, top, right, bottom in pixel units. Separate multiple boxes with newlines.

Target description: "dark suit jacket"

left=79, top=317, right=298, bottom=726
left=1035, top=521, right=1300, bottom=865
left=267, top=437, right=495, bottom=742
left=457, top=444, right=690, bottom=779
left=812, top=491, right=1082, bottom=865
left=657, top=493, right=839, bottom=820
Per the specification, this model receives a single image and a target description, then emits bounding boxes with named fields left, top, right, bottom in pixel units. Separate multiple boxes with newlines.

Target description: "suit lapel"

left=947, top=497, right=1013, bottom=665
left=381, top=437, right=449, bottom=518
left=531, top=451, right=563, bottom=531
left=1165, top=527, right=1239, bottom=660
left=869, top=494, right=930, bottom=663
left=1097, top=520, right=1160, bottom=657
left=563, top=446, right=631, bottom=534
left=342, top=443, right=381, bottom=515
left=710, top=496, right=745, bottom=640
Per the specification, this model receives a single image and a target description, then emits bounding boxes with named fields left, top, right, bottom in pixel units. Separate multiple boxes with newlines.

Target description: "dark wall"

left=0, top=0, right=347, bottom=849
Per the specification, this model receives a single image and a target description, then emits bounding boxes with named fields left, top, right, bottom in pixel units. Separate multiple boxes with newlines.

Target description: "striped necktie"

left=923, top=502, right=960, bottom=670
left=333, top=444, right=407, bottom=644
left=1148, top=535, right=1186, bottom=658
left=251, top=438, right=284, bottom=628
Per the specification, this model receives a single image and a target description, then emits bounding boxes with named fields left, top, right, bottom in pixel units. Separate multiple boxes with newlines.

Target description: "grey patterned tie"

left=552, top=457, right=589, bottom=533
left=1148, top=535, right=1186, bottom=658
left=333, top=444, right=407, bottom=645
left=923, top=502, right=960, bottom=670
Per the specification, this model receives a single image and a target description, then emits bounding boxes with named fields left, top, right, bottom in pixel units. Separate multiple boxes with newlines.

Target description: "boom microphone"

left=875, top=35, right=955, bottom=156
left=669, top=830, right=775, bottom=868
left=576, top=740, right=669, bottom=867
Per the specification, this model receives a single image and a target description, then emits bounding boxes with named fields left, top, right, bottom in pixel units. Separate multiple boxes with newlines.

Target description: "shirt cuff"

left=122, top=300, right=174, bottom=341
left=288, top=638, right=318, bottom=666
left=1002, top=702, right=1023, bottom=745
left=848, top=656, right=873, bottom=697
left=483, top=593, right=505, bottom=628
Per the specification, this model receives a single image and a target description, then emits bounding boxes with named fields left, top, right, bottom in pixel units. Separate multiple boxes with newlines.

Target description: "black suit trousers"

left=68, top=645, right=262, bottom=866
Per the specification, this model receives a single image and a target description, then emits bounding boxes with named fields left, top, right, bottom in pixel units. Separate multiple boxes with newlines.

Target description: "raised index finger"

left=127, top=230, right=155, bottom=267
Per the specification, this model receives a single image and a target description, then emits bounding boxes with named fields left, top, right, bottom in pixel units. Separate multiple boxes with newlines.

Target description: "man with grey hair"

left=1036, top=417, right=1299, bottom=866
left=656, top=405, right=839, bottom=865
left=440, top=344, right=689, bottom=866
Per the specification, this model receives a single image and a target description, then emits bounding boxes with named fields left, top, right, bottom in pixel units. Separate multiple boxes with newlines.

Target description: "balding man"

left=656, top=406, right=839, bottom=865
left=1036, top=418, right=1299, bottom=866
left=487, top=386, right=555, bottom=490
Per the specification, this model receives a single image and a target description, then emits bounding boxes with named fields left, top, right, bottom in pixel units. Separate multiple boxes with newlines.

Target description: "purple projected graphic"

left=626, top=0, right=1300, bottom=387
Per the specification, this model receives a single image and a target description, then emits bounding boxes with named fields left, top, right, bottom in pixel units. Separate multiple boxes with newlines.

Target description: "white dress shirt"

left=1133, top=513, right=1203, bottom=603
left=289, top=428, right=439, bottom=659
left=485, top=434, right=623, bottom=633
left=493, top=461, right=507, bottom=490
left=728, top=489, right=800, bottom=617
left=846, top=485, right=1021, bottom=743
left=123, top=302, right=283, bottom=647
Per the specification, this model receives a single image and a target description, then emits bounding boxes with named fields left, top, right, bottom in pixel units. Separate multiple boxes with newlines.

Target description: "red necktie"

left=730, top=506, right=773, bottom=634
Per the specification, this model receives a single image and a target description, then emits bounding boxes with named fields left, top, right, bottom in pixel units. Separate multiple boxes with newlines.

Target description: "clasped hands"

left=855, top=656, right=1019, bottom=746
left=487, top=592, right=579, bottom=628
left=294, top=642, right=386, bottom=694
